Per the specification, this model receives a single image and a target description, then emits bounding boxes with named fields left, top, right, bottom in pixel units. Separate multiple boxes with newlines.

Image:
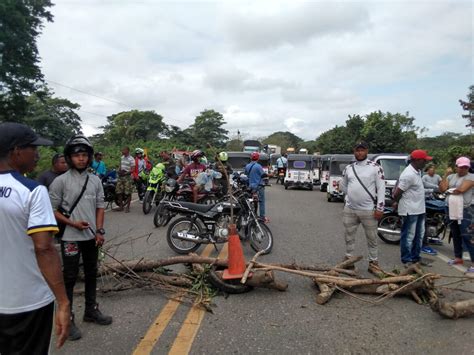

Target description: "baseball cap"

left=455, top=156, right=470, bottom=167
left=0, top=122, right=53, bottom=152
left=410, top=149, right=432, bottom=161
left=354, top=141, right=369, bottom=149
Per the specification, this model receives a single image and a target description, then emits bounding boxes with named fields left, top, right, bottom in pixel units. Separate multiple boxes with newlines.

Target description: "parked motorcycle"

left=153, top=174, right=224, bottom=227
left=161, top=177, right=273, bottom=255
left=377, top=192, right=448, bottom=244
left=142, top=163, right=167, bottom=215
left=102, top=170, right=118, bottom=208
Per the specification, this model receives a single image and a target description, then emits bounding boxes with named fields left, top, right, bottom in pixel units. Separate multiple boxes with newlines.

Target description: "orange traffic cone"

left=222, top=224, right=247, bottom=280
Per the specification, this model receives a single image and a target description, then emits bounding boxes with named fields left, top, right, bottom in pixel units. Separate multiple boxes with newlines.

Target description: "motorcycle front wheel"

left=153, top=202, right=172, bottom=227
left=377, top=214, right=402, bottom=244
left=247, top=220, right=273, bottom=254
left=207, top=265, right=253, bottom=294
left=142, top=190, right=155, bottom=215
left=166, top=217, right=202, bottom=254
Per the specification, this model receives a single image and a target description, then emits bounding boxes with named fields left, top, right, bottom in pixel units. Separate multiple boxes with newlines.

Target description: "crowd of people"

left=1, top=122, right=472, bottom=354
left=340, top=141, right=474, bottom=274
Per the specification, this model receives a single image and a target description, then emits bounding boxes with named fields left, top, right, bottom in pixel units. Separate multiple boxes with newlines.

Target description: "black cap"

left=354, top=141, right=369, bottom=149
left=0, top=122, right=53, bottom=153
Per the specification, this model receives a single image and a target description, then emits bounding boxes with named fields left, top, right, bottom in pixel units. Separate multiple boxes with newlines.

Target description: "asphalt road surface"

left=52, top=183, right=473, bottom=355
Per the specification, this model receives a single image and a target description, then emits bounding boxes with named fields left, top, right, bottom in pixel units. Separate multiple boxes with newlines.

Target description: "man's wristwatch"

left=96, top=228, right=106, bottom=235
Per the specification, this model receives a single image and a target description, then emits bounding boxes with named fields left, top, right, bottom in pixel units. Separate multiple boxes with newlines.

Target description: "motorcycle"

left=142, top=164, right=167, bottom=215
left=153, top=175, right=223, bottom=227
left=135, top=169, right=149, bottom=202
left=102, top=170, right=118, bottom=208
left=275, top=167, right=286, bottom=185
left=377, top=192, right=448, bottom=244
left=161, top=176, right=273, bottom=255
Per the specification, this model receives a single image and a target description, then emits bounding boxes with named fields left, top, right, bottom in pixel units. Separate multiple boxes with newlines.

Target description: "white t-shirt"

left=0, top=171, right=58, bottom=314
left=397, top=164, right=426, bottom=216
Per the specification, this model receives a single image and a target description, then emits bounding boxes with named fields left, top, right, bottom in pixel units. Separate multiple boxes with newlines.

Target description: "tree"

left=459, top=85, right=474, bottom=128
left=361, top=111, right=419, bottom=153
left=263, top=131, right=303, bottom=152
left=22, top=90, right=82, bottom=146
left=188, top=109, right=228, bottom=148
left=101, top=110, right=167, bottom=145
left=0, top=0, right=54, bottom=121
left=315, top=126, right=350, bottom=153
left=226, top=139, right=243, bottom=151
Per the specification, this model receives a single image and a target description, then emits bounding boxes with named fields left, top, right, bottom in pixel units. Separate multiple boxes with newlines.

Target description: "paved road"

left=52, top=183, right=473, bottom=355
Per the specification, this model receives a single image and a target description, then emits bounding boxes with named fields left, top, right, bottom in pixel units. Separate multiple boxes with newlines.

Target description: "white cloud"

left=37, top=0, right=472, bottom=141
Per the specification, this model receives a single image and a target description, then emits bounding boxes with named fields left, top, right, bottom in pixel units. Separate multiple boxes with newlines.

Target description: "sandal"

left=447, top=259, right=464, bottom=266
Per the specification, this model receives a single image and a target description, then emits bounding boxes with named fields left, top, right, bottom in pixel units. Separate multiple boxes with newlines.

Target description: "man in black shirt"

left=159, top=151, right=178, bottom=179
left=37, top=153, right=68, bottom=189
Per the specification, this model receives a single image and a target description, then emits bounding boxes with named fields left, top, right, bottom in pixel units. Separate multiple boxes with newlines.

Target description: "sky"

left=37, top=0, right=473, bottom=140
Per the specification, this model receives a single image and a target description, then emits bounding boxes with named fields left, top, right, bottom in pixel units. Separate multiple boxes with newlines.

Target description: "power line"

left=46, top=78, right=192, bottom=127
left=46, top=79, right=132, bottom=108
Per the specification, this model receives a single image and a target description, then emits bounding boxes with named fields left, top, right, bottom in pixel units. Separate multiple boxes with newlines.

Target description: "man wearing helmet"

left=214, top=151, right=233, bottom=195
left=245, top=152, right=269, bottom=223
left=132, top=148, right=152, bottom=202
left=177, top=150, right=206, bottom=203
left=115, top=146, right=135, bottom=212
left=49, top=135, right=112, bottom=341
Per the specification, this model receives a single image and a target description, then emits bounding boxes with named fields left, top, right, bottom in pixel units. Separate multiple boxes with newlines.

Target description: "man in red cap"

left=392, top=150, right=433, bottom=267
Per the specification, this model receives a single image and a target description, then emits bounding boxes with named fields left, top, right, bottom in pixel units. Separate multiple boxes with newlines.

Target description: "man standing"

left=90, top=152, right=106, bottom=178
left=0, top=122, right=70, bottom=353
left=49, top=135, right=112, bottom=341
left=114, top=146, right=135, bottom=212
left=421, top=164, right=443, bottom=248
left=393, top=150, right=433, bottom=267
left=339, top=141, right=385, bottom=272
left=159, top=151, right=178, bottom=179
left=245, top=151, right=269, bottom=223
left=132, top=148, right=151, bottom=202
left=37, top=153, right=69, bottom=189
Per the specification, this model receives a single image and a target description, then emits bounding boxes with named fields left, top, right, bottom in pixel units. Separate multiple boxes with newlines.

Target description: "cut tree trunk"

left=432, top=299, right=474, bottom=319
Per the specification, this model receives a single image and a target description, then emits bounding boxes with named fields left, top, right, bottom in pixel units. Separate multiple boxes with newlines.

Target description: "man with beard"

left=339, top=141, right=385, bottom=273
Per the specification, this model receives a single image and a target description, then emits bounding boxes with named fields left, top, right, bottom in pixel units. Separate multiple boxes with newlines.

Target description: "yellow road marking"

left=132, top=244, right=215, bottom=355
left=168, top=244, right=228, bottom=355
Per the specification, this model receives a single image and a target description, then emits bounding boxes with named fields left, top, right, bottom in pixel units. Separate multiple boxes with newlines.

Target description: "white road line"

left=435, top=250, right=468, bottom=273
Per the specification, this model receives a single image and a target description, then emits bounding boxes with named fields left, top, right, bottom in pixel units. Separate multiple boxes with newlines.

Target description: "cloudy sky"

left=37, top=0, right=472, bottom=140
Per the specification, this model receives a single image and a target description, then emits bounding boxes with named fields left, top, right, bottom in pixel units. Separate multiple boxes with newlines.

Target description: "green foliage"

left=0, top=0, right=53, bottom=121
left=418, top=132, right=471, bottom=167
left=100, top=110, right=167, bottom=145
left=315, top=111, right=422, bottom=154
left=226, top=139, right=243, bottom=151
left=263, top=131, right=303, bottom=152
left=187, top=109, right=228, bottom=149
left=22, top=90, right=82, bottom=146
left=361, top=111, right=419, bottom=153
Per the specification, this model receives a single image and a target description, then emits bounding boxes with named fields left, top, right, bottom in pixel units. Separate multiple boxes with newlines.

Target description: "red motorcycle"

left=276, top=168, right=286, bottom=185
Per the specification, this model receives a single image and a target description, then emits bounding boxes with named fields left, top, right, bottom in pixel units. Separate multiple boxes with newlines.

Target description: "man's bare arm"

left=31, top=231, right=70, bottom=348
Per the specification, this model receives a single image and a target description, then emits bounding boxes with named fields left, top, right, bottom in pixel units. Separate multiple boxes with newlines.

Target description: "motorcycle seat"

left=165, top=201, right=215, bottom=213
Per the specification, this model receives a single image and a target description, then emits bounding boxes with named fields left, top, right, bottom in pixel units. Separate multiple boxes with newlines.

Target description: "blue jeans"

left=257, top=186, right=265, bottom=218
left=450, top=206, right=474, bottom=261
left=400, top=214, right=425, bottom=264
